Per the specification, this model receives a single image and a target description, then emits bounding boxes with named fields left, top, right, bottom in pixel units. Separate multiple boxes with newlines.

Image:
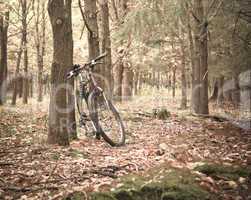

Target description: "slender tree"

left=0, top=11, right=9, bottom=105
left=21, top=0, right=29, bottom=104
left=34, top=0, right=46, bottom=102
left=100, top=0, right=113, bottom=98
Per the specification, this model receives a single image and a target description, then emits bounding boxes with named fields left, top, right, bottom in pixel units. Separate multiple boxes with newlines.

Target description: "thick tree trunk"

left=192, top=0, right=209, bottom=114
left=0, top=12, right=9, bottom=105
left=47, top=0, right=74, bottom=146
left=100, top=0, right=113, bottom=98
left=113, top=0, right=128, bottom=101
left=67, top=1, right=77, bottom=140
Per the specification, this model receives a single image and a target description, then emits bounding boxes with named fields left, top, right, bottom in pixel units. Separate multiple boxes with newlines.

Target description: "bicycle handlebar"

left=66, top=52, right=107, bottom=80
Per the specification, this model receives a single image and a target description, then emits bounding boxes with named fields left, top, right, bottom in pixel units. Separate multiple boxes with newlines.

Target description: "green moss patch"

left=90, top=167, right=211, bottom=200
left=194, top=163, right=251, bottom=181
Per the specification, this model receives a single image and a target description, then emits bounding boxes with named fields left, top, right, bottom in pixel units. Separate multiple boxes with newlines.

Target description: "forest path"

left=0, top=96, right=250, bottom=199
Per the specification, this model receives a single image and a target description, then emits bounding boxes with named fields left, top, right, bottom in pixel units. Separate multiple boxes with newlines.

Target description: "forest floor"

left=0, top=91, right=251, bottom=200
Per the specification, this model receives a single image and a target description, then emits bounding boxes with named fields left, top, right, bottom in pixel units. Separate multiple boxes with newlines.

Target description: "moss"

left=113, top=190, right=134, bottom=200
left=164, top=184, right=210, bottom=200
left=91, top=166, right=214, bottom=200
left=153, top=108, right=171, bottom=120
left=64, top=191, right=87, bottom=200
left=67, top=148, right=88, bottom=159
left=141, top=183, right=163, bottom=199
left=91, top=192, right=116, bottom=200
left=194, top=164, right=251, bottom=181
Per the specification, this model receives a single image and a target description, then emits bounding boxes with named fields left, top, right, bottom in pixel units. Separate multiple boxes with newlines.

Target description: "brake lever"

left=66, top=71, right=75, bottom=80
left=66, top=64, right=81, bottom=80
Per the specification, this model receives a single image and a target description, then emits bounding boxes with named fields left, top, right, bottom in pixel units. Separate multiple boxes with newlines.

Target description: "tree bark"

left=35, top=0, right=46, bottom=102
left=180, top=42, right=187, bottom=109
left=114, top=59, right=123, bottom=101
left=231, top=74, right=240, bottom=107
left=20, top=0, right=29, bottom=104
left=47, top=0, right=74, bottom=146
left=0, top=11, right=9, bottom=105
left=133, top=70, right=139, bottom=95
left=192, top=0, right=209, bottom=114
left=172, top=66, right=176, bottom=98
left=122, top=65, right=133, bottom=101
left=100, top=0, right=113, bottom=98
left=83, top=0, right=100, bottom=68
left=11, top=39, right=23, bottom=105
left=217, top=76, right=224, bottom=106
left=179, top=19, right=187, bottom=109
left=113, top=0, right=128, bottom=101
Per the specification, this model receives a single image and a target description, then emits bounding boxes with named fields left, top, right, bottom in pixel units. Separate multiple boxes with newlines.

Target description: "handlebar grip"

left=66, top=71, right=74, bottom=79
left=94, top=52, right=107, bottom=62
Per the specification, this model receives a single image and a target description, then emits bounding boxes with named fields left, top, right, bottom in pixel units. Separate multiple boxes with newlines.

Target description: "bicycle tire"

left=88, top=90, right=126, bottom=147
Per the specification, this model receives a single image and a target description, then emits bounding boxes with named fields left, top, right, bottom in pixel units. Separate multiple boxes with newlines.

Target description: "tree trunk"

left=192, top=0, right=209, bottom=114
left=179, top=19, right=187, bottom=109
left=100, top=0, right=113, bottom=98
left=11, top=39, right=23, bottom=105
left=0, top=11, right=9, bottom=105
left=209, top=78, right=218, bottom=101
left=29, top=76, right=33, bottom=98
left=185, top=3, right=196, bottom=109
left=35, top=0, right=46, bottom=102
left=67, top=1, right=77, bottom=140
left=83, top=0, right=101, bottom=80
left=114, top=60, right=123, bottom=101
left=113, top=0, right=128, bottom=101
left=20, top=0, right=29, bottom=104
left=138, top=72, right=143, bottom=92
left=231, top=74, right=240, bottom=107
left=180, top=43, right=187, bottom=109
left=172, top=66, right=176, bottom=98
left=133, top=70, right=139, bottom=95
left=122, top=65, right=133, bottom=101
left=217, top=76, right=224, bottom=106
left=47, top=0, right=74, bottom=146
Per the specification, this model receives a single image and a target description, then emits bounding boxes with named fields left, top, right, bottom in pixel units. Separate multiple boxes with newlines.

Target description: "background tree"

left=100, top=0, right=113, bottom=97
left=0, top=10, right=9, bottom=105
left=33, top=0, right=46, bottom=102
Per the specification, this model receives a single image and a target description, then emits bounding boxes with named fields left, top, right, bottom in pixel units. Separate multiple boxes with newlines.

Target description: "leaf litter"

left=0, top=97, right=250, bottom=199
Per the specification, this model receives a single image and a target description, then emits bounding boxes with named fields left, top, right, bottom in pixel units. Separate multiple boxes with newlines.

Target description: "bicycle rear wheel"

left=88, top=90, right=126, bottom=147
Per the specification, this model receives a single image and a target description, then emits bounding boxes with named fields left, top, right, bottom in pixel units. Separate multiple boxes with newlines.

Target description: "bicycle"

left=66, top=53, right=126, bottom=147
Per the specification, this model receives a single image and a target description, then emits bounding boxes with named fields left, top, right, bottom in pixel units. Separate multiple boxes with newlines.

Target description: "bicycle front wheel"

left=88, top=90, right=126, bottom=147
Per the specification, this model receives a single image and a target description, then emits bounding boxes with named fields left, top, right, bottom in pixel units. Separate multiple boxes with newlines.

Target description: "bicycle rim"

left=88, top=91, right=125, bottom=146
